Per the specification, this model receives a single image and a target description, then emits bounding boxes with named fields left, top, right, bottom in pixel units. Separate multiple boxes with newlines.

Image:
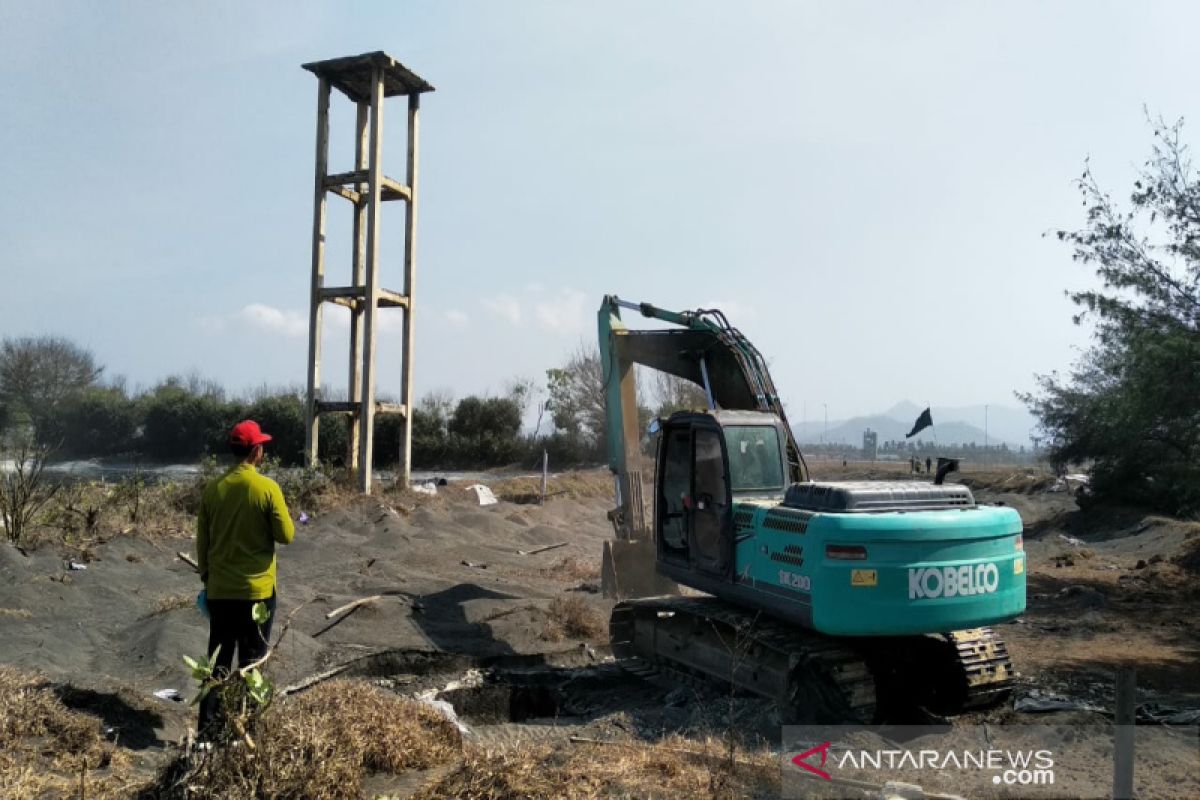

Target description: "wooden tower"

left=301, top=52, right=434, bottom=493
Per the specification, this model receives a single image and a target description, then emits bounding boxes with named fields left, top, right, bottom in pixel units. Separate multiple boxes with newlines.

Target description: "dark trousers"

left=198, top=592, right=276, bottom=736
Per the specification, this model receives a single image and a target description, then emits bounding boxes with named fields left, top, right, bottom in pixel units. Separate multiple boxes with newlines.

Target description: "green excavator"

left=598, top=295, right=1025, bottom=721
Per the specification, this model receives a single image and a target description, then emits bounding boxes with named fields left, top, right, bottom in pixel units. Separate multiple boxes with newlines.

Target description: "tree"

left=1022, top=118, right=1200, bottom=514
left=0, top=336, right=102, bottom=440
left=140, top=378, right=234, bottom=461
left=545, top=344, right=606, bottom=444
left=650, top=369, right=708, bottom=418
left=410, top=391, right=453, bottom=466
left=448, top=395, right=523, bottom=465
left=50, top=386, right=138, bottom=457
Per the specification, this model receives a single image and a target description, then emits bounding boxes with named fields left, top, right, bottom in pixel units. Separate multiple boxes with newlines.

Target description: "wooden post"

left=1113, top=667, right=1136, bottom=800
left=304, top=78, right=331, bottom=468
left=357, top=67, right=385, bottom=494
left=397, top=92, right=420, bottom=489
left=541, top=450, right=549, bottom=504
left=347, top=100, right=369, bottom=472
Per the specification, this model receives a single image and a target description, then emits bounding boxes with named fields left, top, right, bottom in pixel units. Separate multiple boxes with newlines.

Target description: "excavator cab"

left=654, top=410, right=789, bottom=583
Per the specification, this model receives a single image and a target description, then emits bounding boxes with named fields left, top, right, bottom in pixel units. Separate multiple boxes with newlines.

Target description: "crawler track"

left=611, top=597, right=1014, bottom=722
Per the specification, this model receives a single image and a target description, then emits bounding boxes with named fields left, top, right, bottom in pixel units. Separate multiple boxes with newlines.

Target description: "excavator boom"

left=598, top=295, right=806, bottom=596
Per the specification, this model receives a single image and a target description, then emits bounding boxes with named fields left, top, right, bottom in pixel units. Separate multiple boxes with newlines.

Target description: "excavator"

left=598, top=295, right=1025, bottom=721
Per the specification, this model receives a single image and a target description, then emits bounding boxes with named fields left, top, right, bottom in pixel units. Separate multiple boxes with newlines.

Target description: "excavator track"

left=936, top=627, right=1015, bottom=712
left=611, top=598, right=1015, bottom=722
left=610, top=596, right=877, bottom=723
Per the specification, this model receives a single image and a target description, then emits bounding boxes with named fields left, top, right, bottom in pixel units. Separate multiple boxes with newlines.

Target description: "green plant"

left=50, top=480, right=106, bottom=543
left=0, top=439, right=60, bottom=545
left=112, top=467, right=145, bottom=523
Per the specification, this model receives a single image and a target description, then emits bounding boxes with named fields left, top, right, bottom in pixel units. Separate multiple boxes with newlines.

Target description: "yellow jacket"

left=196, top=464, right=295, bottom=600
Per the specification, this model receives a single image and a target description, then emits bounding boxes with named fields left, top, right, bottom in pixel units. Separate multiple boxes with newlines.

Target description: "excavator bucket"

left=601, top=538, right=677, bottom=599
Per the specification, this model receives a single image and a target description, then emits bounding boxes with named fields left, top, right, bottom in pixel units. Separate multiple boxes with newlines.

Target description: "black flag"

left=905, top=407, right=933, bottom=438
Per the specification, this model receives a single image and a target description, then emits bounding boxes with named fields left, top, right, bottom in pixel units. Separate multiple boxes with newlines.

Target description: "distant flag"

left=905, top=407, right=933, bottom=438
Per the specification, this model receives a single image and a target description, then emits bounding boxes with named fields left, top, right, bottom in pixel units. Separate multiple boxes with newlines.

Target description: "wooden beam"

left=316, top=400, right=406, bottom=416
left=319, top=286, right=407, bottom=309
left=376, top=402, right=407, bottom=416
left=398, top=91, right=420, bottom=488
left=348, top=101, right=369, bottom=474
left=323, top=170, right=410, bottom=202
left=304, top=77, right=331, bottom=469
left=358, top=66, right=386, bottom=494
left=378, top=289, right=409, bottom=308
left=320, top=286, right=364, bottom=300
left=325, top=184, right=361, bottom=204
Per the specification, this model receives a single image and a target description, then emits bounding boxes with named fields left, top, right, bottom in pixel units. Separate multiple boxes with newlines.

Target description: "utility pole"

left=823, top=403, right=828, bottom=445
left=984, top=404, right=989, bottom=452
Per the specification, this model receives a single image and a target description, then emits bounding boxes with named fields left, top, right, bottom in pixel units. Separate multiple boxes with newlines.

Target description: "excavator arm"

left=597, top=295, right=807, bottom=597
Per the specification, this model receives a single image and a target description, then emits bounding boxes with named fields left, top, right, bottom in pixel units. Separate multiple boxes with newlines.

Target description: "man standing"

left=196, top=419, right=295, bottom=735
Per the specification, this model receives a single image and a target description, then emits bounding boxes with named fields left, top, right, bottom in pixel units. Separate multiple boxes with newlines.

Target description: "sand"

left=1, top=465, right=1197, bottom=797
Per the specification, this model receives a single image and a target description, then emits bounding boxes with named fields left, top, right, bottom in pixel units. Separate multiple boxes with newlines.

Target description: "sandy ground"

left=1, top=465, right=1197, bottom=797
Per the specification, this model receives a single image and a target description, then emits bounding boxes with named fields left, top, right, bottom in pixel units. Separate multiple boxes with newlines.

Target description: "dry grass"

left=541, top=596, right=605, bottom=642
left=1176, top=535, right=1200, bottom=574
left=493, top=469, right=613, bottom=504
left=542, top=556, right=600, bottom=582
left=0, top=607, right=32, bottom=618
left=149, top=679, right=461, bottom=799
left=0, top=667, right=143, bottom=799
left=410, top=735, right=779, bottom=800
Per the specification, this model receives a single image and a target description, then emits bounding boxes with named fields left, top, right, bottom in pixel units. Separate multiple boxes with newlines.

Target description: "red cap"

left=230, top=420, right=272, bottom=448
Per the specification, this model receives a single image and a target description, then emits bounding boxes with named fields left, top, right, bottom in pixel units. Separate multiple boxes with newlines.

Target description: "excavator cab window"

left=659, top=426, right=692, bottom=558
left=690, top=427, right=731, bottom=575
left=723, top=425, right=785, bottom=494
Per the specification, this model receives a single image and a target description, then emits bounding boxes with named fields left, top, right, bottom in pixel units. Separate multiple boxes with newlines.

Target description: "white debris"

left=411, top=482, right=438, bottom=496
left=1058, top=534, right=1085, bottom=546
left=154, top=688, right=184, bottom=702
left=416, top=697, right=471, bottom=735
left=68, top=561, right=88, bottom=571
left=466, top=484, right=498, bottom=506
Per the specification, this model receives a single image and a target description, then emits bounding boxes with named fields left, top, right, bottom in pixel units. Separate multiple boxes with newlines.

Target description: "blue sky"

left=2, top=1, right=1195, bottom=420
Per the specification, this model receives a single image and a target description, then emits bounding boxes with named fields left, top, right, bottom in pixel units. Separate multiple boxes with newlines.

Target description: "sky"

left=1, top=1, right=1196, bottom=422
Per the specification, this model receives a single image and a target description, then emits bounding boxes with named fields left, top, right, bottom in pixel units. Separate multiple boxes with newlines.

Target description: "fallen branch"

left=517, top=541, right=568, bottom=556
left=176, top=551, right=200, bottom=571
left=235, top=599, right=312, bottom=677
left=325, top=594, right=382, bottom=620
left=278, top=662, right=354, bottom=697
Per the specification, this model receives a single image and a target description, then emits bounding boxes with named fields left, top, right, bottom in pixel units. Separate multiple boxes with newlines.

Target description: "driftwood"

left=325, top=594, right=382, bottom=620
left=517, top=541, right=568, bottom=556
left=278, top=662, right=354, bottom=697
left=176, top=551, right=200, bottom=572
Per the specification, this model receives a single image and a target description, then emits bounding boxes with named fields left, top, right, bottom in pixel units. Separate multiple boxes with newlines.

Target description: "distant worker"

left=925, top=457, right=932, bottom=474
left=196, top=420, right=295, bottom=737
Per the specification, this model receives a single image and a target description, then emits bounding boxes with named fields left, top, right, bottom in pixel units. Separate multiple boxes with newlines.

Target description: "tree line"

left=0, top=339, right=705, bottom=470
left=1022, top=119, right=1200, bottom=515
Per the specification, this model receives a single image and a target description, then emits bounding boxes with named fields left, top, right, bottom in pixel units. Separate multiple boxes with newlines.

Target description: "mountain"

left=792, top=402, right=1038, bottom=448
